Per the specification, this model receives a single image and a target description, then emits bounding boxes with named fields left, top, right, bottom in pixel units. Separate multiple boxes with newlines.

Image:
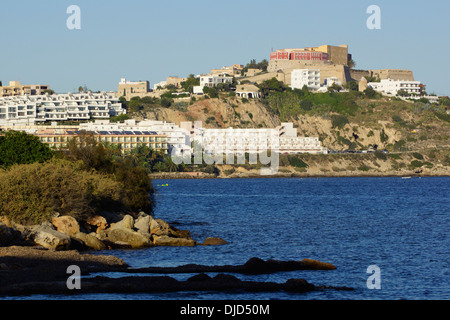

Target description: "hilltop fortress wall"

left=252, top=59, right=414, bottom=87
left=350, top=69, right=414, bottom=82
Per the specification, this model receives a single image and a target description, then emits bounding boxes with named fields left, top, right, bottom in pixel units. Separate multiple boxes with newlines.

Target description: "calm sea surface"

left=14, top=177, right=450, bottom=300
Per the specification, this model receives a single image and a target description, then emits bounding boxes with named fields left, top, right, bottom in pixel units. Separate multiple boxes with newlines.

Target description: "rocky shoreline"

left=0, top=212, right=223, bottom=251
left=0, top=212, right=353, bottom=297
left=0, top=246, right=352, bottom=296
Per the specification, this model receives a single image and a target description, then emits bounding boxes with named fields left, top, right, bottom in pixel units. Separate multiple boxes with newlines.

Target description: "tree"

left=364, top=86, right=378, bottom=98
left=348, top=59, right=356, bottom=69
left=396, top=89, right=409, bottom=97
left=0, top=130, right=54, bottom=168
left=128, top=99, right=141, bottom=112
left=78, top=86, right=84, bottom=93
left=160, top=97, right=172, bottom=108
left=257, top=77, right=285, bottom=97
left=203, top=86, right=218, bottom=98
left=181, top=74, right=200, bottom=93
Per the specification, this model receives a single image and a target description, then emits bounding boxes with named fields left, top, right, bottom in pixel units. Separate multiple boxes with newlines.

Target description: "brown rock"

left=300, top=258, right=336, bottom=270
left=107, top=227, right=153, bottom=249
left=74, top=232, right=107, bottom=251
left=86, top=215, right=108, bottom=233
left=152, top=235, right=196, bottom=247
left=51, top=216, right=80, bottom=236
left=202, top=237, right=228, bottom=245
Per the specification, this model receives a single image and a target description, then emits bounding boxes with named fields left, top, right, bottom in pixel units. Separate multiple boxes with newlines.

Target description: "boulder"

left=52, top=216, right=80, bottom=236
left=106, top=227, right=153, bottom=249
left=134, top=214, right=152, bottom=234
left=0, top=222, right=23, bottom=246
left=110, top=215, right=134, bottom=230
left=86, top=215, right=108, bottom=233
left=202, top=237, right=228, bottom=246
left=152, top=235, right=196, bottom=247
left=33, top=227, right=71, bottom=251
left=74, top=232, right=107, bottom=251
left=151, top=219, right=192, bottom=239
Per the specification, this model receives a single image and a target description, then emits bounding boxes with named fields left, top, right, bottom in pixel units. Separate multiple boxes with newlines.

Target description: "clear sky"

left=1, top=0, right=449, bottom=95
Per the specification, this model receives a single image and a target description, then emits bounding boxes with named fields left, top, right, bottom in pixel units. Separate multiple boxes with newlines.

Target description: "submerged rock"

left=202, top=237, right=228, bottom=245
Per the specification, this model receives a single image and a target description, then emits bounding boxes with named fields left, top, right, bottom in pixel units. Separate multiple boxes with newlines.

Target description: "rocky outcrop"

left=0, top=212, right=222, bottom=251
left=122, top=257, right=337, bottom=275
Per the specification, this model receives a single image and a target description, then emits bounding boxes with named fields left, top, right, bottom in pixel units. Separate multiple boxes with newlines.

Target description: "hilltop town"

left=1, top=44, right=449, bottom=177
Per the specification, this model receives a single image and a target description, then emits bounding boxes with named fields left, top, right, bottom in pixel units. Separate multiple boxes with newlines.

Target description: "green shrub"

left=393, top=140, right=406, bottom=151
left=409, top=160, right=424, bottom=168
left=0, top=159, right=123, bottom=225
left=380, top=129, right=389, bottom=144
left=374, top=151, right=387, bottom=161
left=331, top=115, right=349, bottom=129
left=0, top=130, right=54, bottom=169
left=287, top=155, right=308, bottom=168
left=412, top=152, right=424, bottom=160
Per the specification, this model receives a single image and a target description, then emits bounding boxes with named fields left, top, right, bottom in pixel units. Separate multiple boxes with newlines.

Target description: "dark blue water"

left=15, top=177, right=450, bottom=300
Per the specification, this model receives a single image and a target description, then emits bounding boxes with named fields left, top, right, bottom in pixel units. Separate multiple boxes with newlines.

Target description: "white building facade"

left=180, top=121, right=326, bottom=156
left=290, top=69, right=321, bottom=91
left=0, top=92, right=125, bottom=125
left=79, top=119, right=191, bottom=156
left=368, top=79, right=422, bottom=96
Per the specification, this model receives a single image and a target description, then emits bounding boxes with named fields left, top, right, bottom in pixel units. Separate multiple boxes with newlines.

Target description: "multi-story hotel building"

left=180, top=121, right=327, bottom=155
left=79, top=119, right=191, bottom=156
left=0, top=92, right=125, bottom=125
left=25, top=128, right=168, bottom=153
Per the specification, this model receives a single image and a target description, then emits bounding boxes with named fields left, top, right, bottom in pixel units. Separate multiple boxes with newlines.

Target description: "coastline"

left=150, top=170, right=450, bottom=180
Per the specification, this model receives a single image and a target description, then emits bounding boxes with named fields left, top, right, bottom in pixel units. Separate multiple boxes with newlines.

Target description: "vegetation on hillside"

left=0, top=131, right=157, bottom=225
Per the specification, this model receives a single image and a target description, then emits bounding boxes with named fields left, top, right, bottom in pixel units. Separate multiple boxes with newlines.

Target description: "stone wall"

left=350, top=69, right=414, bottom=82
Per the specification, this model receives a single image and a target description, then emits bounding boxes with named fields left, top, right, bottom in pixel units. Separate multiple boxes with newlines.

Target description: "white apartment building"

left=277, top=122, right=326, bottom=154
left=368, top=79, right=422, bottom=96
left=0, top=92, right=125, bottom=125
left=180, top=121, right=326, bottom=155
left=290, top=69, right=321, bottom=91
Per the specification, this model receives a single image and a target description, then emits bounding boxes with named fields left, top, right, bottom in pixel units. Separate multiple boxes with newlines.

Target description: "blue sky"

left=1, top=0, right=449, bottom=95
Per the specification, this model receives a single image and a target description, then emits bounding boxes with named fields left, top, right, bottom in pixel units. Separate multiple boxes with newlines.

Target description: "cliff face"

left=133, top=95, right=449, bottom=176
left=135, top=95, right=449, bottom=153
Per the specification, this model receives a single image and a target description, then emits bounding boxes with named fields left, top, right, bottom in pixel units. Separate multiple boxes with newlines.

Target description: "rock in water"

left=74, top=232, right=107, bottom=251
left=152, top=235, right=196, bottom=247
left=202, top=237, right=228, bottom=245
left=106, top=227, right=153, bottom=249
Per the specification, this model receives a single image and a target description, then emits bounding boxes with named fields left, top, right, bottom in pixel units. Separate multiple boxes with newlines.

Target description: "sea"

left=6, top=177, right=450, bottom=301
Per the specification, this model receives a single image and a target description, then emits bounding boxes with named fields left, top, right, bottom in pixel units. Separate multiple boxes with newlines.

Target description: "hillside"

left=129, top=91, right=450, bottom=177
